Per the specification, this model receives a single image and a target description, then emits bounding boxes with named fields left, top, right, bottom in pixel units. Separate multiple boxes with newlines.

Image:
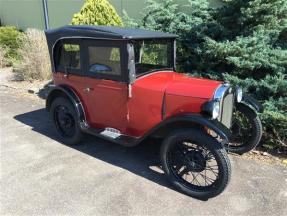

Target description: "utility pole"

left=42, top=0, right=50, bottom=30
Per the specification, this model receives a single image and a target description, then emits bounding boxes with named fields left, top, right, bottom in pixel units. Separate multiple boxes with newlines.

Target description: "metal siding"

left=108, top=0, right=122, bottom=14
left=121, top=0, right=145, bottom=20
left=48, top=0, right=122, bottom=28
left=121, top=0, right=223, bottom=20
left=0, top=0, right=45, bottom=30
left=0, top=0, right=223, bottom=30
left=47, top=0, right=85, bottom=28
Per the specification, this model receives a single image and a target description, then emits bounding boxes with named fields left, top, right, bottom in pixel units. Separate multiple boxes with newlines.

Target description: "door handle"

left=84, top=87, right=93, bottom=92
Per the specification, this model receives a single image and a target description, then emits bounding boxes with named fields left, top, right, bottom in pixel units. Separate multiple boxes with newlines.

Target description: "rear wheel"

left=50, top=97, right=83, bottom=145
left=227, top=104, right=262, bottom=154
left=160, top=129, right=231, bottom=199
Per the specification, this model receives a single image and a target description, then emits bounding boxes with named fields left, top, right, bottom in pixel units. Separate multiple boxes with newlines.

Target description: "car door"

left=83, top=40, right=129, bottom=133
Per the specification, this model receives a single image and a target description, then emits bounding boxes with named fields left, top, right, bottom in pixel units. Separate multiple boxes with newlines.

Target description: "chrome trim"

left=213, top=83, right=231, bottom=122
left=213, top=83, right=230, bottom=100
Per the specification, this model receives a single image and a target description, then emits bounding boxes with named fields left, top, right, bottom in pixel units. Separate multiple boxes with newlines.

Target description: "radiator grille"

left=220, top=93, right=234, bottom=128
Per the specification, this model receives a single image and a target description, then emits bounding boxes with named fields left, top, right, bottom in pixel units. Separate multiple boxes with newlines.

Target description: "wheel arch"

left=46, top=85, right=87, bottom=124
left=235, top=101, right=258, bottom=119
left=238, top=94, right=263, bottom=113
left=139, top=115, right=231, bottom=145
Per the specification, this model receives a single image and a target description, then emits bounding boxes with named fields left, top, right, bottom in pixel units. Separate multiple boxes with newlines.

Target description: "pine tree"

left=124, top=0, right=287, bottom=147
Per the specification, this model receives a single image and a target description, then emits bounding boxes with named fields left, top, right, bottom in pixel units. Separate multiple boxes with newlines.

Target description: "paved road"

left=0, top=87, right=286, bottom=216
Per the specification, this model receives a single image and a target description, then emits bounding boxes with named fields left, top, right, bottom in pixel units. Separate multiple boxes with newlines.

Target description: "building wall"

left=47, top=0, right=85, bottom=28
left=0, top=0, right=45, bottom=29
left=0, top=0, right=223, bottom=30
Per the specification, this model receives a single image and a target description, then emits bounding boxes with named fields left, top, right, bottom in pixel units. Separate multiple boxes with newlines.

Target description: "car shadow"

left=14, top=108, right=205, bottom=200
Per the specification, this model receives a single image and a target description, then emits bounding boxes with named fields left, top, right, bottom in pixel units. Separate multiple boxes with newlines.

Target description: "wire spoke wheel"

left=167, top=140, right=219, bottom=189
left=161, top=129, right=231, bottom=199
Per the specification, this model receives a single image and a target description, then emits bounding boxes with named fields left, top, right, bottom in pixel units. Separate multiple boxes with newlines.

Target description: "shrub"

left=261, top=111, right=287, bottom=149
left=0, top=26, right=23, bottom=65
left=14, top=29, right=51, bottom=81
left=124, top=0, right=287, bottom=148
left=0, top=46, right=7, bottom=68
left=71, top=0, right=123, bottom=26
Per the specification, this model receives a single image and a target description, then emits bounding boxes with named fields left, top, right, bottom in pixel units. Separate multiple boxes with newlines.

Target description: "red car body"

left=53, top=71, right=222, bottom=137
left=45, top=25, right=237, bottom=147
left=44, top=26, right=263, bottom=199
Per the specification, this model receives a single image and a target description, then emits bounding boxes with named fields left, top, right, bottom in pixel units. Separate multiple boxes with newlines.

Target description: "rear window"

left=56, top=43, right=81, bottom=72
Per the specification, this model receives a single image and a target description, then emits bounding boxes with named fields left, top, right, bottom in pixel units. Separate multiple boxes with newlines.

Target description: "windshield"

left=133, top=40, right=174, bottom=76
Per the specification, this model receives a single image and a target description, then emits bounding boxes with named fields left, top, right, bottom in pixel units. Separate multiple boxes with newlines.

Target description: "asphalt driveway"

left=0, top=86, right=286, bottom=216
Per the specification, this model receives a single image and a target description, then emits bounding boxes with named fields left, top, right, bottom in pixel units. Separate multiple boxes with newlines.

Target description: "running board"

left=81, top=126, right=139, bottom=147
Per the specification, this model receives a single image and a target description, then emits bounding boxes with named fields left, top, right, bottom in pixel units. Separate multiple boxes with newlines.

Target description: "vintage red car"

left=45, top=26, right=262, bottom=199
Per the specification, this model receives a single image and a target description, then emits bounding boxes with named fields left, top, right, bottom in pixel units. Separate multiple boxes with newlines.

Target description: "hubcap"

left=54, top=105, right=75, bottom=137
left=185, top=151, right=206, bottom=172
left=168, top=141, right=219, bottom=188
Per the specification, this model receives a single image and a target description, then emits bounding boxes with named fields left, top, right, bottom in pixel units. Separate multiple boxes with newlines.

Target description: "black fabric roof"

left=45, top=25, right=177, bottom=48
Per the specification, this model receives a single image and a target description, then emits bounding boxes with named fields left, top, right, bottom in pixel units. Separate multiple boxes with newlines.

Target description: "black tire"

left=227, top=103, right=262, bottom=155
left=50, top=97, right=84, bottom=145
left=160, top=129, right=231, bottom=199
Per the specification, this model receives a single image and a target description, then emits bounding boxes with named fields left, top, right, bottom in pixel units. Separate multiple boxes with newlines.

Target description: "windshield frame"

left=131, top=39, right=176, bottom=78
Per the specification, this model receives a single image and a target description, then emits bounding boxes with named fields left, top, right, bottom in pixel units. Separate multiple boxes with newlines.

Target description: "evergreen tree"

left=71, top=0, right=123, bottom=26
left=124, top=0, right=287, bottom=148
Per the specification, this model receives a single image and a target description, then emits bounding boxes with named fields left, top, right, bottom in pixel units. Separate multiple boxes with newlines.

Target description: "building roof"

left=45, top=25, right=178, bottom=47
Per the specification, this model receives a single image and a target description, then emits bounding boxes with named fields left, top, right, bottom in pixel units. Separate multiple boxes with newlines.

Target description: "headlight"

left=212, top=101, right=220, bottom=119
left=236, top=87, right=243, bottom=102
left=201, top=100, right=220, bottom=119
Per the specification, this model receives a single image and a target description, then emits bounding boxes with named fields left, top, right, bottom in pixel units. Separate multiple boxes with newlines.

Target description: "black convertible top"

left=45, top=25, right=177, bottom=48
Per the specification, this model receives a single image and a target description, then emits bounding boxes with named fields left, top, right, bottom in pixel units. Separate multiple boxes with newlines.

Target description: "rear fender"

left=46, top=85, right=87, bottom=127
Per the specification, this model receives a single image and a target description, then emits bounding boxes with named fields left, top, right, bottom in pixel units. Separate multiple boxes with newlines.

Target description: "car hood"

left=134, top=71, right=222, bottom=99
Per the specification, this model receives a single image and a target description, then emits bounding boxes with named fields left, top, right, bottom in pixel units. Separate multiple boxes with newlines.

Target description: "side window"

left=56, top=42, right=81, bottom=72
left=88, top=46, right=121, bottom=76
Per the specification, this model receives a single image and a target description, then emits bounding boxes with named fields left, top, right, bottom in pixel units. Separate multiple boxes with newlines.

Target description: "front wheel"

left=227, top=103, right=262, bottom=155
left=160, top=129, right=231, bottom=199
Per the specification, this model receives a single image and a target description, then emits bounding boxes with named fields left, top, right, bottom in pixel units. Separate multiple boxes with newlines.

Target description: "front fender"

left=239, top=94, right=263, bottom=113
left=140, top=114, right=232, bottom=145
